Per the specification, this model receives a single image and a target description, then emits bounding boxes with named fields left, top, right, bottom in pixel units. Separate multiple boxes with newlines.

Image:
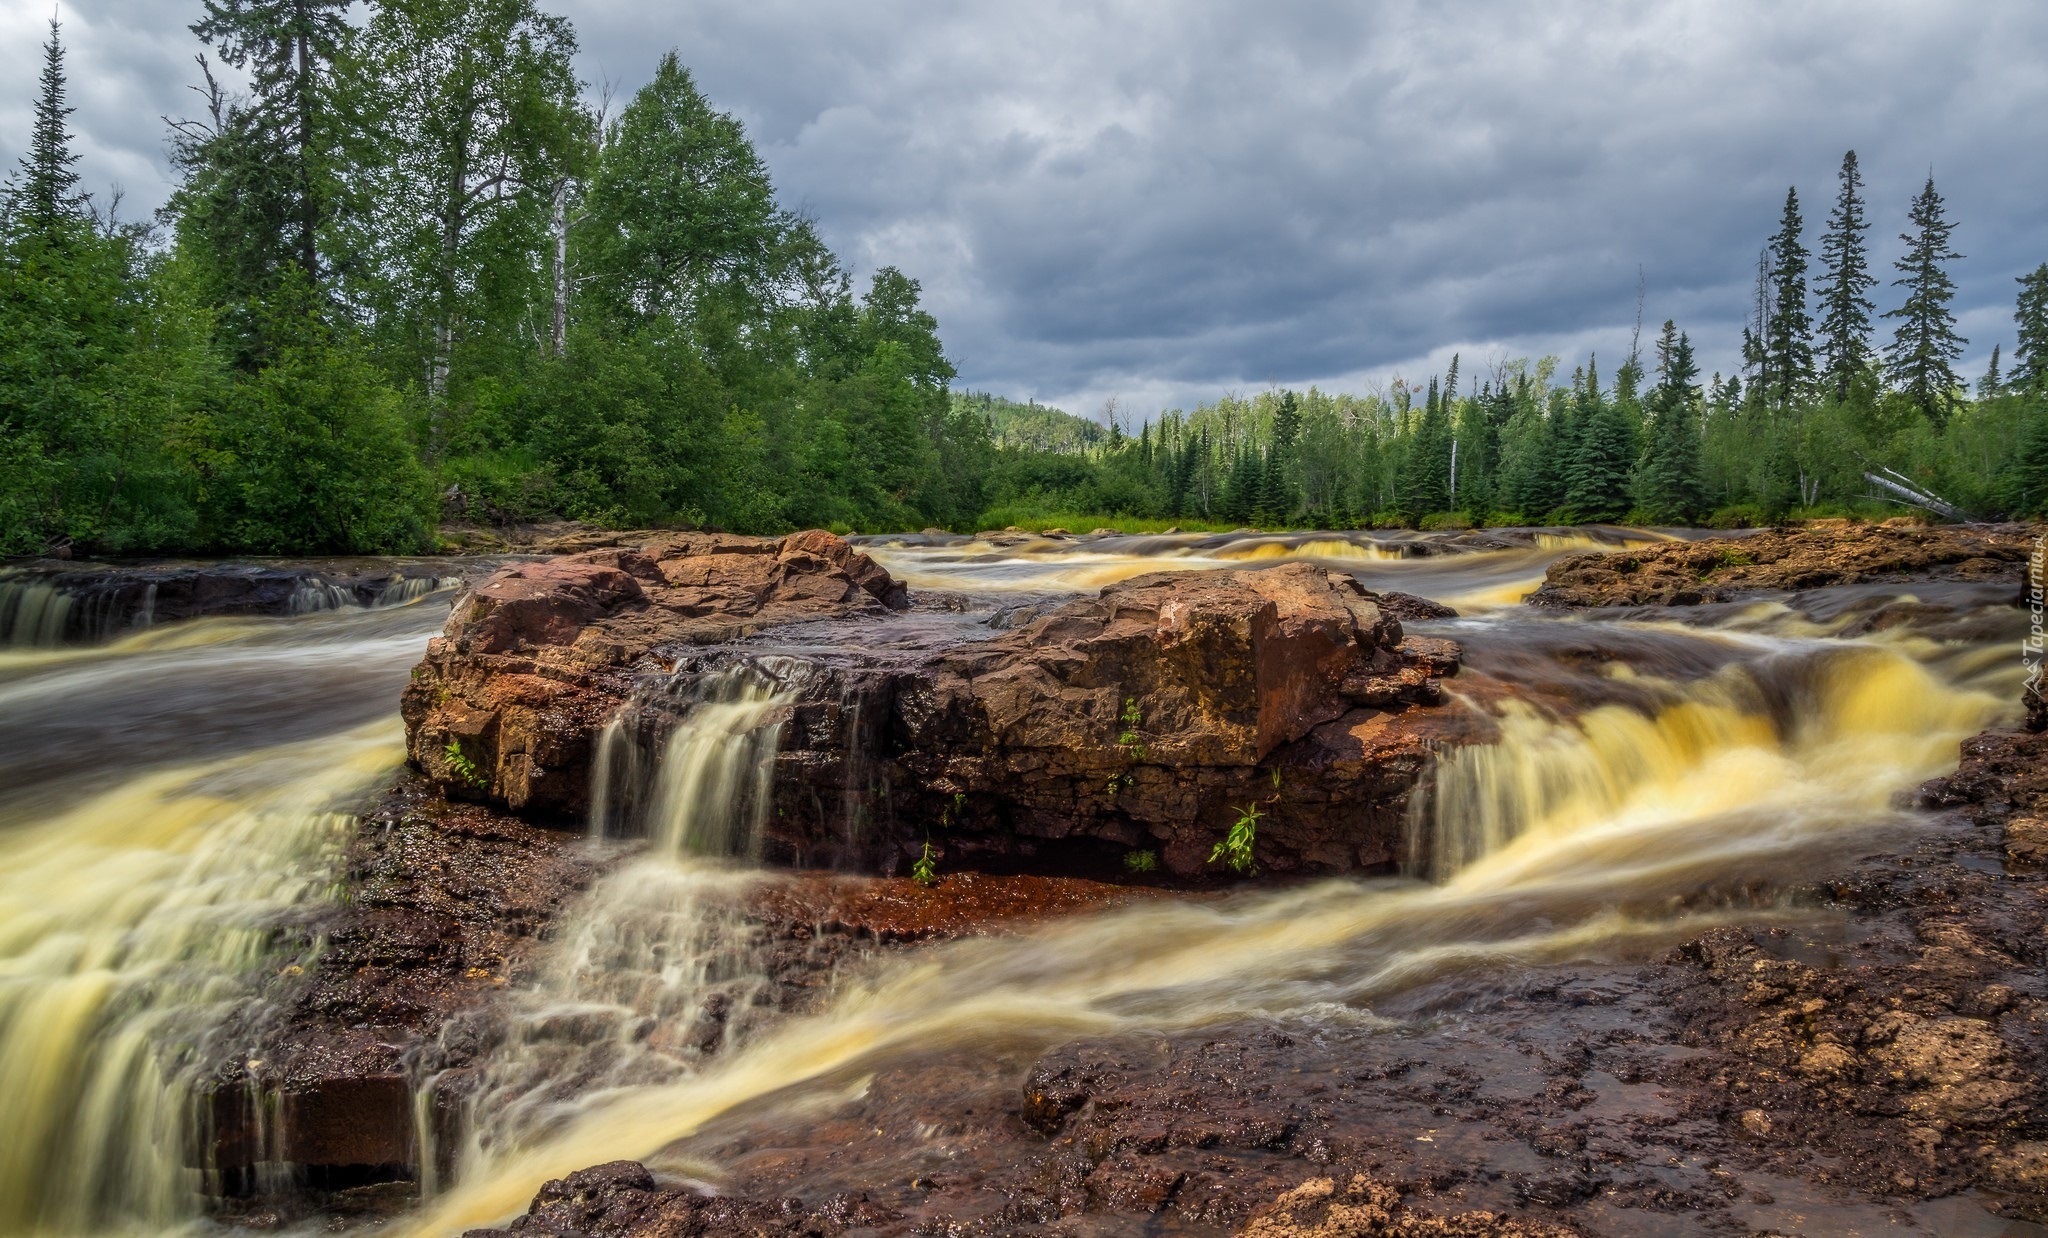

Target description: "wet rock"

left=1527, top=522, right=2037, bottom=609
left=1242, top=1174, right=1578, bottom=1237
left=469, top=1158, right=900, bottom=1237
left=402, top=531, right=906, bottom=817
left=0, top=558, right=470, bottom=645
left=2007, top=816, right=2048, bottom=864
left=407, top=536, right=1467, bottom=879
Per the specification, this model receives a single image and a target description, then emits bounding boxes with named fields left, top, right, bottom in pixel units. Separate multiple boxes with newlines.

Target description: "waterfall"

left=0, top=580, right=73, bottom=646
left=0, top=724, right=403, bottom=1235
left=588, top=662, right=793, bottom=860
left=429, top=663, right=802, bottom=1194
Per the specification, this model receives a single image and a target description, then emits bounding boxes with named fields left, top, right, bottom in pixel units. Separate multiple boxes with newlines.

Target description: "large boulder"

left=403, top=536, right=1466, bottom=879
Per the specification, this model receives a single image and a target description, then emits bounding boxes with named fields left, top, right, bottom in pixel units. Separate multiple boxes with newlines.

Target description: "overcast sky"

left=6, top=1, right=2046, bottom=420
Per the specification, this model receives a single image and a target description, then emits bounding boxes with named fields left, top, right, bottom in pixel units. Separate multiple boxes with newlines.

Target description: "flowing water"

left=0, top=533, right=2027, bottom=1236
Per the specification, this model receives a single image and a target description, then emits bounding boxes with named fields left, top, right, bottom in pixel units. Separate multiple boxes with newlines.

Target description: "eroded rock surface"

left=1527, top=521, right=2036, bottom=609
left=401, top=530, right=908, bottom=818
left=405, top=533, right=1468, bottom=879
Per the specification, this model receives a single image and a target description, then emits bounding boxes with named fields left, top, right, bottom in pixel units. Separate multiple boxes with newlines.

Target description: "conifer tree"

left=1816, top=151, right=1876, bottom=401
left=1562, top=366, right=1633, bottom=523
left=1884, top=176, right=1967, bottom=427
left=190, top=0, right=352, bottom=284
left=1979, top=344, right=2003, bottom=399
left=2014, top=263, right=2048, bottom=393
left=10, top=18, right=84, bottom=239
left=1398, top=384, right=1451, bottom=519
left=1633, top=321, right=1706, bottom=523
left=1763, top=187, right=1814, bottom=412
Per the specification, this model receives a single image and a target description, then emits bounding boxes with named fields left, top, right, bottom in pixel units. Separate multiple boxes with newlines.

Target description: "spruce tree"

left=1562, top=366, right=1633, bottom=523
left=1883, top=176, right=1967, bottom=427
left=1816, top=151, right=1876, bottom=401
left=1254, top=391, right=1302, bottom=522
left=1399, top=386, right=1452, bottom=519
left=1633, top=321, right=1706, bottom=523
left=191, top=0, right=352, bottom=284
left=10, top=18, right=84, bottom=238
left=2014, top=263, right=2048, bottom=393
left=1763, top=186, right=1814, bottom=412
left=1979, top=344, right=2003, bottom=399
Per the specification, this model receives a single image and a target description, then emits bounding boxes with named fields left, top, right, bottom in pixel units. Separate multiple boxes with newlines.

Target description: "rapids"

left=0, top=530, right=2027, bottom=1236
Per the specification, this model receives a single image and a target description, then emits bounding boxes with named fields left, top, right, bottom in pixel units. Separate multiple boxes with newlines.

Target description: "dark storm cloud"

left=14, top=1, right=2048, bottom=416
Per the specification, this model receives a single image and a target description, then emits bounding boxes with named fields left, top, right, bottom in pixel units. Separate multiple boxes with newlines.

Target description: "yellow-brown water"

left=0, top=536, right=2024, bottom=1236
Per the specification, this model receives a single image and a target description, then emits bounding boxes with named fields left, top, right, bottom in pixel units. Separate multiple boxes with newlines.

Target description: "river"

left=0, top=529, right=2028, bottom=1236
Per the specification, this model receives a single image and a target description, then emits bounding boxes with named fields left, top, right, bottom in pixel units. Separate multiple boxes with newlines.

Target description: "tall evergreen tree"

left=1633, top=320, right=1706, bottom=522
left=2014, top=263, right=2048, bottom=393
left=1563, top=366, right=1633, bottom=523
left=190, top=0, right=351, bottom=285
left=1763, top=186, right=1814, bottom=412
left=1883, top=175, right=1967, bottom=427
left=9, top=18, right=84, bottom=238
left=1252, top=390, right=1302, bottom=522
left=1979, top=344, right=2003, bottom=399
left=1816, top=151, right=1876, bottom=401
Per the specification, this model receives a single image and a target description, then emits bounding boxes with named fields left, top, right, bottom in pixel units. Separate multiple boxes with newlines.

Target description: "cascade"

left=397, top=630, right=2016, bottom=1235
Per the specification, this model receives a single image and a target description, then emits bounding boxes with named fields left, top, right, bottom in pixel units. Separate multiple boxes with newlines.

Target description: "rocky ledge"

left=403, top=529, right=1467, bottom=880
left=0, top=557, right=469, bottom=644
left=1526, top=520, right=2037, bottom=609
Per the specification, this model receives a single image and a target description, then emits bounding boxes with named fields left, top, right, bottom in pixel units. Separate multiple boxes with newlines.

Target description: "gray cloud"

left=12, top=0, right=2048, bottom=417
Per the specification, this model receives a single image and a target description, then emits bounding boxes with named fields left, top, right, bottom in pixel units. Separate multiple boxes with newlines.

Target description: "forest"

left=2, top=5, right=2045, bottom=557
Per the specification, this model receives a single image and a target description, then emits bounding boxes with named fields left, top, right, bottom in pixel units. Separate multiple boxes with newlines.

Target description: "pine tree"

left=1816, top=151, right=1877, bottom=401
left=190, top=0, right=352, bottom=284
left=1979, top=344, right=2003, bottom=399
left=1562, top=365, right=1633, bottom=523
left=1763, top=186, right=1814, bottom=412
left=10, top=18, right=84, bottom=238
left=2014, top=263, right=2048, bottom=393
left=1252, top=391, right=1302, bottom=523
left=1884, top=176, right=1967, bottom=427
left=1398, top=387, right=1452, bottom=519
left=1633, top=321, right=1706, bottom=523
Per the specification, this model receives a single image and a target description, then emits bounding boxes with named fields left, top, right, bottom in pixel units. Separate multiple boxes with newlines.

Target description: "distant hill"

left=954, top=391, right=1105, bottom=454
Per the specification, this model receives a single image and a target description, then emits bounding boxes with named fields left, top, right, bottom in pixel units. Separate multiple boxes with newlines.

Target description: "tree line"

left=981, top=153, right=2048, bottom=529
left=1, top=3, right=984, bottom=556
left=2, top=6, right=2043, bottom=558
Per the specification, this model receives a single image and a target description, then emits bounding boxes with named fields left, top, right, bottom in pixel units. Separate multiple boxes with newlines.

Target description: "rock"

left=1526, top=523, right=2038, bottom=609
left=2006, top=816, right=2048, bottom=864
left=1242, top=1174, right=1575, bottom=1238
left=401, top=530, right=906, bottom=818
left=0, top=558, right=469, bottom=645
left=406, top=537, right=1466, bottom=879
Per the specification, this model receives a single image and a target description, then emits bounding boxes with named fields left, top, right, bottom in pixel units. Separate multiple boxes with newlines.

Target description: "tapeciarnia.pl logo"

left=2027, top=532, right=2045, bottom=703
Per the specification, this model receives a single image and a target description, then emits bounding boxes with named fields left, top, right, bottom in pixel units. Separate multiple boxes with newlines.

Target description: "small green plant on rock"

left=1123, top=848, right=1159, bottom=874
left=443, top=739, right=485, bottom=789
left=911, top=839, right=939, bottom=886
left=1117, top=697, right=1148, bottom=759
left=1210, top=802, right=1262, bottom=874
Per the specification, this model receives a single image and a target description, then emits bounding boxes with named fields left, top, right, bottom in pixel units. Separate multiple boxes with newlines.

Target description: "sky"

left=5, top=0, right=2046, bottom=422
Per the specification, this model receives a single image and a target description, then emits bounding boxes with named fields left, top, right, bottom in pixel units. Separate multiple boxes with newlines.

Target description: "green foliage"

left=443, top=739, right=485, bottom=788
left=910, top=839, right=938, bottom=887
left=1122, top=849, right=1158, bottom=875
left=1210, top=802, right=1262, bottom=875
left=1116, top=697, right=1146, bottom=759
